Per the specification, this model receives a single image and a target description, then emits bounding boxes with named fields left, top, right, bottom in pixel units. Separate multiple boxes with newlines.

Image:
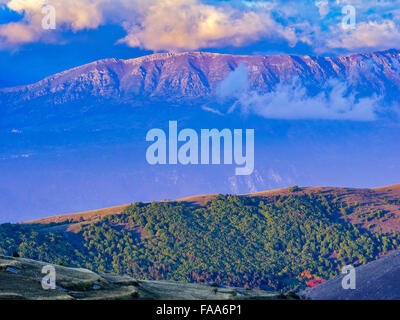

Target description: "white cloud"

left=327, top=20, right=400, bottom=51
left=239, top=80, right=379, bottom=121
left=5, top=0, right=105, bottom=29
left=0, top=22, right=38, bottom=44
left=0, top=0, right=106, bottom=48
left=0, top=0, right=298, bottom=50
left=0, top=0, right=400, bottom=53
left=217, top=65, right=381, bottom=121
left=217, top=64, right=249, bottom=98
left=118, top=0, right=298, bottom=51
left=315, top=0, right=330, bottom=18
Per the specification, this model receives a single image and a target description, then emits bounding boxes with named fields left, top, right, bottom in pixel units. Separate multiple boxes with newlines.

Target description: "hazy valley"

left=0, top=50, right=399, bottom=222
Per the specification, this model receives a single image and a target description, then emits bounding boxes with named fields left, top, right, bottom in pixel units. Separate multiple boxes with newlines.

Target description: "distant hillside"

left=1, top=185, right=400, bottom=292
left=26, top=184, right=400, bottom=234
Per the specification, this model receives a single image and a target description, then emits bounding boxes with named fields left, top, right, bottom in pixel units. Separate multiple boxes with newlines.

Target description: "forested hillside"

left=1, top=191, right=399, bottom=291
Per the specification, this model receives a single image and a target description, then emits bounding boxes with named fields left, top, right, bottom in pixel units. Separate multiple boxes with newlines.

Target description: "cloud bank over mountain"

left=218, top=64, right=382, bottom=121
left=1, top=0, right=400, bottom=54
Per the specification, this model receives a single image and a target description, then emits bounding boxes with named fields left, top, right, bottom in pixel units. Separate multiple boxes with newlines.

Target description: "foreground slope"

left=0, top=256, right=281, bottom=300
left=302, top=250, right=400, bottom=300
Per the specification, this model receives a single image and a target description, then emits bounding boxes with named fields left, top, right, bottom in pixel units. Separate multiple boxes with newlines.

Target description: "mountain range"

left=1, top=49, right=400, bottom=105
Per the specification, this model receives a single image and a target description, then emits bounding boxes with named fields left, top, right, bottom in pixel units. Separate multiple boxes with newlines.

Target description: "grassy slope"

left=25, top=184, right=400, bottom=235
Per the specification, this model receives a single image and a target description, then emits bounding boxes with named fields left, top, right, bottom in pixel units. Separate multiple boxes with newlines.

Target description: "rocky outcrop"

left=0, top=256, right=283, bottom=300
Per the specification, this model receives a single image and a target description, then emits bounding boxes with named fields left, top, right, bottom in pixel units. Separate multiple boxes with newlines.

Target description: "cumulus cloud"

left=317, top=0, right=400, bottom=52
left=327, top=20, right=400, bottom=51
left=239, top=80, right=379, bottom=121
left=119, top=0, right=298, bottom=51
left=0, top=0, right=106, bottom=48
left=217, top=65, right=381, bottom=121
left=315, top=0, right=330, bottom=18
left=0, top=0, right=298, bottom=51
left=272, top=0, right=400, bottom=54
left=0, top=0, right=400, bottom=53
left=4, top=0, right=105, bottom=29
left=0, top=22, right=38, bottom=44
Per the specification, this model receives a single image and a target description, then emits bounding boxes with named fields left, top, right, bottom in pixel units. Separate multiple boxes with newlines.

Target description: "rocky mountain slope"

left=1, top=49, right=400, bottom=105
left=0, top=255, right=282, bottom=300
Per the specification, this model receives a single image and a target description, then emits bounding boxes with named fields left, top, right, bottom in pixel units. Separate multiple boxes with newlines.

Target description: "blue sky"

left=0, top=0, right=399, bottom=88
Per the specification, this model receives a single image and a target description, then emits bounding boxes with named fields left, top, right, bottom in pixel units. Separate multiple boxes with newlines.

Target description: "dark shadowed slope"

left=301, top=250, right=400, bottom=300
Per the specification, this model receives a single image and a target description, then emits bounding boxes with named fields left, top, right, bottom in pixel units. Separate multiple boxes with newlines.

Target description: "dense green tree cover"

left=0, top=223, right=84, bottom=265
left=1, top=194, right=399, bottom=291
